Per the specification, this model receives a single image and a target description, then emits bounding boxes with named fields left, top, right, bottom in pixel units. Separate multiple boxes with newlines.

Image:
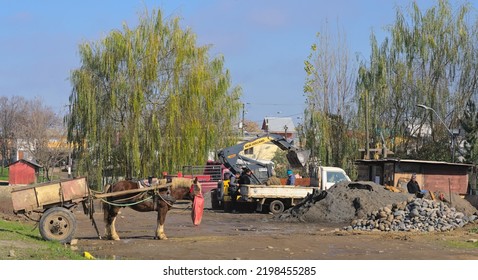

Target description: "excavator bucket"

left=286, top=150, right=310, bottom=168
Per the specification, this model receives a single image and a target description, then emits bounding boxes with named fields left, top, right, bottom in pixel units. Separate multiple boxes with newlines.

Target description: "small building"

left=7, top=159, right=43, bottom=185
left=355, top=159, right=474, bottom=195
left=262, top=117, right=296, bottom=140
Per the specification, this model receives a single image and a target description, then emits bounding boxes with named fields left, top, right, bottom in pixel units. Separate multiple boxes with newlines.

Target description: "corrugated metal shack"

left=355, top=159, right=474, bottom=195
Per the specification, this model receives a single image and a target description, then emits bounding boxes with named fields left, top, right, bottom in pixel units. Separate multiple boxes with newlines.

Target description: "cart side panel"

left=11, top=188, right=38, bottom=212
left=35, top=183, right=62, bottom=207
left=60, top=177, right=88, bottom=201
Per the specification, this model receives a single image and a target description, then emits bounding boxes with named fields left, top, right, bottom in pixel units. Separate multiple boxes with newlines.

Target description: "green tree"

left=357, top=0, right=477, bottom=161
left=68, top=9, right=242, bottom=188
left=460, top=99, right=478, bottom=163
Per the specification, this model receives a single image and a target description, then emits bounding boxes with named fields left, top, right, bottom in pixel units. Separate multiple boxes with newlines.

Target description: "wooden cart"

left=10, top=177, right=99, bottom=244
left=11, top=177, right=175, bottom=243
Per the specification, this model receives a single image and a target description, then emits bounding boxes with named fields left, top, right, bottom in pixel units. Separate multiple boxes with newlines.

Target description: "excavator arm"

left=217, top=134, right=310, bottom=184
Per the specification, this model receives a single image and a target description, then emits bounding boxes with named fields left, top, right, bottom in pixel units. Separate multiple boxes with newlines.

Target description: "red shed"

left=8, top=159, right=42, bottom=185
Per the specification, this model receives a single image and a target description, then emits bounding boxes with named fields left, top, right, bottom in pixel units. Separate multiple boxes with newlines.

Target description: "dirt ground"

left=2, top=186, right=478, bottom=260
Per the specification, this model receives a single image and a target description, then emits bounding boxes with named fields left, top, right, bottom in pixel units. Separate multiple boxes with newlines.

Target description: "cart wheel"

left=269, top=200, right=285, bottom=214
left=39, top=207, right=77, bottom=244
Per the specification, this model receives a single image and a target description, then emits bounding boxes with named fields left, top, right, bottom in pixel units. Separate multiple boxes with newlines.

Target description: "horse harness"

left=137, top=181, right=177, bottom=210
left=104, top=181, right=177, bottom=209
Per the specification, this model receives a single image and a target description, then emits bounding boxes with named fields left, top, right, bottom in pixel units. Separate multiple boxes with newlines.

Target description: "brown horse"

left=102, top=177, right=201, bottom=240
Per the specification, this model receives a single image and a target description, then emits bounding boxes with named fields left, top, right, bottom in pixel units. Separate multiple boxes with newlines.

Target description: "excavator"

left=212, top=133, right=311, bottom=212
left=217, top=133, right=310, bottom=184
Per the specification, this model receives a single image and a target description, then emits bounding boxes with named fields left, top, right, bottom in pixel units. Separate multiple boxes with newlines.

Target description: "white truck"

left=210, top=134, right=351, bottom=213
left=313, top=166, right=352, bottom=190
left=213, top=166, right=351, bottom=214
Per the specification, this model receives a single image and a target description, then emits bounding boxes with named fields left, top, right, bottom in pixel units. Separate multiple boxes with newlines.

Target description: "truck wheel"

left=223, top=201, right=232, bottom=213
left=211, top=189, right=220, bottom=209
left=269, top=200, right=285, bottom=214
left=217, top=181, right=224, bottom=201
left=39, top=207, right=77, bottom=244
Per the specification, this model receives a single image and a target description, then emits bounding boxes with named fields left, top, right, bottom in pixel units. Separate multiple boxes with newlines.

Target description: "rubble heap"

left=347, top=197, right=478, bottom=232
left=276, top=181, right=478, bottom=232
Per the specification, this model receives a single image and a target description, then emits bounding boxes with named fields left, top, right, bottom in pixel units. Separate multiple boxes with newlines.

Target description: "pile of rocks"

left=276, top=181, right=478, bottom=232
left=346, top=197, right=478, bottom=232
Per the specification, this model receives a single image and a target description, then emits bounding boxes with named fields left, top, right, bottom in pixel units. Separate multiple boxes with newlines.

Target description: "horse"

left=102, top=177, right=201, bottom=240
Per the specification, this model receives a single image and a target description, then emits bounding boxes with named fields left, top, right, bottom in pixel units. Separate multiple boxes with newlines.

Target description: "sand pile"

left=276, top=181, right=478, bottom=228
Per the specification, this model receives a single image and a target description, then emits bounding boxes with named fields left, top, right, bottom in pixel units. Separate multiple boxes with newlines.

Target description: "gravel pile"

left=347, top=197, right=478, bottom=232
left=276, top=181, right=478, bottom=232
left=276, top=181, right=411, bottom=223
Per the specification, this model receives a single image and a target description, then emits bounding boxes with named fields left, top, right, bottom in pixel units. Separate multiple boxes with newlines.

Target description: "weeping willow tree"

left=68, top=9, right=242, bottom=188
left=302, top=25, right=358, bottom=176
left=357, top=0, right=477, bottom=161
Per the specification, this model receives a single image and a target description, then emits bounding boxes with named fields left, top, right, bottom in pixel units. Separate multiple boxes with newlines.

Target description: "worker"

left=237, top=167, right=253, bottom=205
left=238, top=167, right=252, bottom=185
left=228, top=170, right=240, bottom=213
left=286, top=169, right=295, bottom=185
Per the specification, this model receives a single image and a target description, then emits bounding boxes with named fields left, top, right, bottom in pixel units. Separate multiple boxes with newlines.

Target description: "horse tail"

left=102, top=183, right=112, bottom=222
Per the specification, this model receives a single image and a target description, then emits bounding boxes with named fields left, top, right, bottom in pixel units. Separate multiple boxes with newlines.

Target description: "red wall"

left=9, top=161, right=37, bottom=185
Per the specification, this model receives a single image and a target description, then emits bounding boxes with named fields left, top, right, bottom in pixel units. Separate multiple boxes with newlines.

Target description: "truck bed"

left=240, top=184, right=318, bottom=199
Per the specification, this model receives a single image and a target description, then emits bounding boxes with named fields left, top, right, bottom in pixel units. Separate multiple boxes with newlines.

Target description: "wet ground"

left=1, top=185, right=477, bottom=260
left=72, top=201, right=478, bottom=260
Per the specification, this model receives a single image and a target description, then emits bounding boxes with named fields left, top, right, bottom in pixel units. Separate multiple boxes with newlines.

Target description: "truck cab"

left=319, top=166, right=351, bottom=190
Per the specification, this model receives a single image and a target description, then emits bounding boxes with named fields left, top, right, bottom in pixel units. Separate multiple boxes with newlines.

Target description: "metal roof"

left=262, top=117, right=296, bottom=133
left=355, top=158, right=474, bottom=167
left=7, top=159, right=43, bottom=168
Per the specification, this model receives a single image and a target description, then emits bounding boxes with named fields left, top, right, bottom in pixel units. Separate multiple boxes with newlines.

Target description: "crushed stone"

left=275, top=181, right=478, bottom=230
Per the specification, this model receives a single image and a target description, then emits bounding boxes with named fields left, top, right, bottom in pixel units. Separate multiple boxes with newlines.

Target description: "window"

left=244, top=147, right=253, bottom=155
left=327, top=172, right=347, bottom=183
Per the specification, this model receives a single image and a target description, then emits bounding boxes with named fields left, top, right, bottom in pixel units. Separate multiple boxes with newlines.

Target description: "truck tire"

left=223, top=201, right=232, bottom=213
left=39, top=207, right=77, bottom=244
left=269, top=200, right=285, bottom=214
left=217, top=181, right=224, bottom=201
left=211, top=189, right=220, bottom=209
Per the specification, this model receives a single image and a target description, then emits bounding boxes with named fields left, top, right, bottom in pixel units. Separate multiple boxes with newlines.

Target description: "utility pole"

left=365, top=89, right=370, bottom=159
left=241, top=103, right=245, bottom=137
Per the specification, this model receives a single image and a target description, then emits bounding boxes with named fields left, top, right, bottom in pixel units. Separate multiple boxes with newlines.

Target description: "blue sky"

left=0, top=0, right=439, bottom=125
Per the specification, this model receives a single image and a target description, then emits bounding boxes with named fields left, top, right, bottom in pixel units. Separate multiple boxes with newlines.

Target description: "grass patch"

left=445, top=240, right=478, bottom=249
left=0, top=167, right=8, bottom=181
left=0, top=219, right=85, bottom=260
left=468, top=226, right=478, bottom=234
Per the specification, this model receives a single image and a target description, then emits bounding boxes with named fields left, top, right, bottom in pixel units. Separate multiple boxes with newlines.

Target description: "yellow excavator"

left=212, top=133, right=310, bottom=211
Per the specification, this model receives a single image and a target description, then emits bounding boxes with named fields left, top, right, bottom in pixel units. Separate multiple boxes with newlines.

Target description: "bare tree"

left=0, top=96, right=28, bottom=174
left=243, top=120, right=260, bottom=133
left=17, top=98, right=69, bottom=181
left=303, top=20, right=358, bottom=171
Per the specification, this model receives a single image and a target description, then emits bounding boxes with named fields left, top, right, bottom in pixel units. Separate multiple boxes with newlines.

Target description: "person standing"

left=228, top=170, right=240, bottom=213
left=238, top=167, right=252, bottom=185
left=286, top=169, right=295, bottom=185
